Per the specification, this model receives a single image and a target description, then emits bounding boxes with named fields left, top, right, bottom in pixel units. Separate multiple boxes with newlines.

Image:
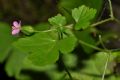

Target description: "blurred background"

left=0, top=0, right=58, bottom=24
left=0, top=0, right=120, bottom=80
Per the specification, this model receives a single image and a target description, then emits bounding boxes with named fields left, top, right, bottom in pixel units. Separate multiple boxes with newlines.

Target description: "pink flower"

left=12, top=21, right=21, bottom=35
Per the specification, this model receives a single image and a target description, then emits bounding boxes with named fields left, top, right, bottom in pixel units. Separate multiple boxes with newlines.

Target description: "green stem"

left=59, top=53, right=73, bottom=80
left=98, top=32, right=111, bottom=80
left=99, top=35, right=107, bottom=50
left=102, top=52, right=111, bottom=80
left=34, top=29, right=56, bottom=33
left=91, top=18, right=113, bottom=27
left=111, top=48, right=120, bottom=52
left=78, top=40, right=104, bottom=52
left=64, top=62, right=73, bottom=80
left=108, top=0, right=120, bottom=26
left=90, top=0, right=114, bottom=27
left=58, top=30, right=73, bottom=80
left=108, top=0, right=114, bottom=18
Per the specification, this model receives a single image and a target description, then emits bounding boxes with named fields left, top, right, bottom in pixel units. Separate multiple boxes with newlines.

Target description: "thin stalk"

left=59, top=53, right=73, bottom=80
left=102, top=52, right=111, bottom=80
left=91, top=18, right=113, bottom=27
left=34, top=29, right=56, bottom=33
left=111, top=48, right=120, bottom=52
left=91, top=0, right=114, bottom=27
left=64, top=61, right=73, bottom=80
left=98, top=34, right=111, bottom=80
left=99, top=35, right=107, bottom=50
left=78, top=40, right=104, bottom=52
left=108, top=0, right=114, bottom=18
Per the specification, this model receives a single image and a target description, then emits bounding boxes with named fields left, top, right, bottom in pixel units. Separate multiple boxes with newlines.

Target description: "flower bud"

left=21, top=26, right=34, bottom=35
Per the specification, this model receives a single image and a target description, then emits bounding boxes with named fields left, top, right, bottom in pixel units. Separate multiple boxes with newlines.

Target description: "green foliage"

left=0, top=1, right=120, bottom=80
left=53, top=52, right=120, bottom=80
left=81, top=52, right=112, bottom=75
left=5, top=48, right=27, bottom=78
left=13, top=31, right=59, bottom=66
left=34, top=22, right=50, bottom=31
left=47, top=71, right=65, bottom=80
left=0, top=22, right=17, bottom=62
left=58, top=0, right=103, bottom=23
left=13, top=28, right=77, bottom=66
left=59, top=0, right=103, bottom=11
left=63, top=53, right=77, bottom=68
left=59, top=29, right=77, bottom=54
left=48, top=14, right=66, bottom=27
left=76, top=52, right=119, bottom=80
left=23, top=58, right=56, bottom=71
left=59, top=36, right=77, bottom=54
left=72, top=5, right=97, bottom=30
left=48, top=14, right=77, bottom=54
left=46, top=52, right=120, bottom=80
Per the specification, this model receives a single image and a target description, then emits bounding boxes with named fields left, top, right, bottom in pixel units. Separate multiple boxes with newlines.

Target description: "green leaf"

left=58, top=0, right=103, bottom=23
left=72, top=5, right=97, bottom=30
left=58, top=29, right=77, bottom=54
left=34, top=22, right=50, bottom=31
left=47, top=52, right=119, bottom=80
left=108, top=76, right=120, bottom=80
left=59, top=36, right=77, bottom=54
left=0, top=22, right=17, bottom=62
left=13, top=29, right=77, bottom=66
left=70, top=52, right=120, bottom=80
left=28, top=46, right=58, bottom=66
left=47, top=70, right=65, bottom=80
left=81, top=52, right=112, bottom=75
left=65, top=52, right=117, bottom=80
left=13, top=32, right=59, bottom=66
left=59, top=0, right=103, bottom=12
left=5, top=48, right=27, bottom=78
left=63, top=53, right=77, bottom=68
left=56, top=29, right=77, bottom=54
left=73, top=52, right=119, bottom=80
left=48, top=14, right=66, bottom=27
left=23, top=58, right=56, bottom=71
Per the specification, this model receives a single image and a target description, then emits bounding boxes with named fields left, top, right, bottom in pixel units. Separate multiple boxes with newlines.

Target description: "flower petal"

left=12, top=29, right=20, bottom=35
left=13, top=21, right=20, bottom=28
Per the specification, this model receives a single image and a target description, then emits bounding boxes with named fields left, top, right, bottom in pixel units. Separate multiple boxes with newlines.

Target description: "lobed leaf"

left=0, top=22, right=17, bottom=62
left=48, top=14, right=66, bottom=27
left=13, top=32, right=59, bottom=66
left=72, top=5, right=97, bottom=30
left=5, top=48, right=27, bottom=78
left=13, top=29, right=77, bottom=66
